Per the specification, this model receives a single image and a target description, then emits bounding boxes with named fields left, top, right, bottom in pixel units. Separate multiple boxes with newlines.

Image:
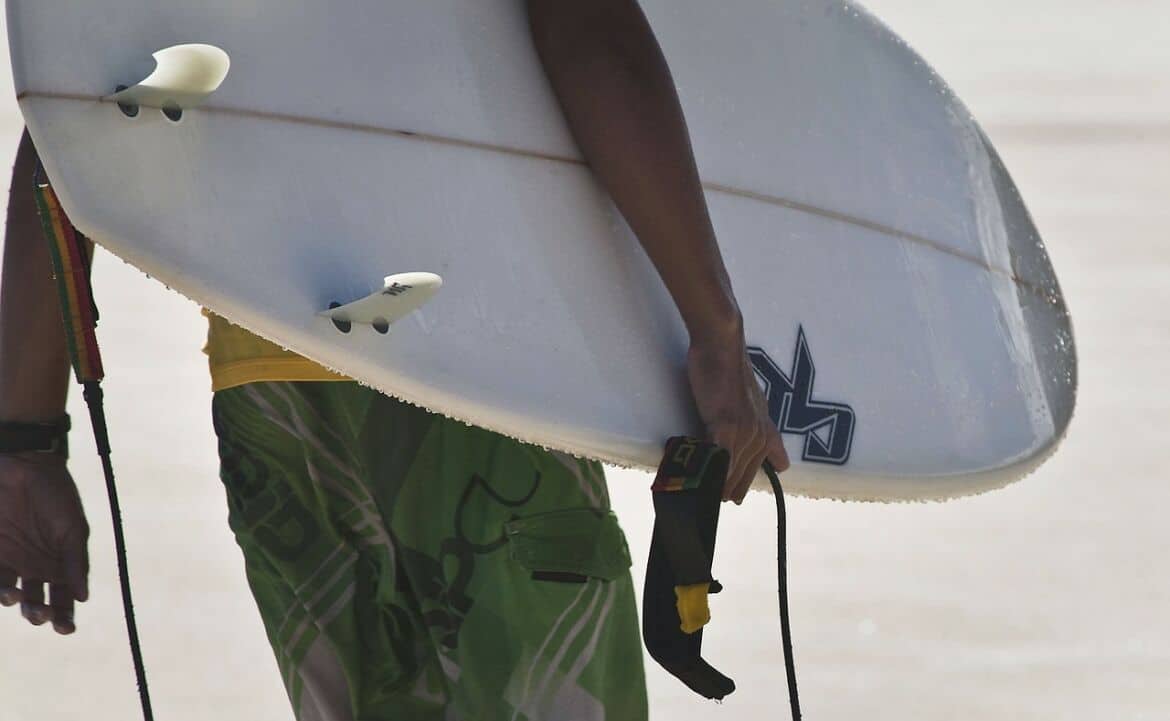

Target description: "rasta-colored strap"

left=32, top=172, right=103, bottom=384
left=33, top=167, right=155, bottom=721
left=643, top=436, right=801, bottom=718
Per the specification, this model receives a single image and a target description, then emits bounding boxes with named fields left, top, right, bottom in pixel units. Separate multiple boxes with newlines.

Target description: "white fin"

left=320, top=272, right=443, bottom=334
left=106, top=44, right=230, bottom=111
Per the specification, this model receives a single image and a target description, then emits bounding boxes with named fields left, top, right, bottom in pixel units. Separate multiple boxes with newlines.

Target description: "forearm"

left=527, top=0, right=743, bottom=346
left=0, top=130, right=71, bottom=422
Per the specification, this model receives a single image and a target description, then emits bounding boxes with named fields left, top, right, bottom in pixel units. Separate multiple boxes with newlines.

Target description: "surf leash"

left=643, top=437, right=800, bottom=718
left=764, top=458, right=802, bottom=720
left=33, top=166, right=155, bottom=721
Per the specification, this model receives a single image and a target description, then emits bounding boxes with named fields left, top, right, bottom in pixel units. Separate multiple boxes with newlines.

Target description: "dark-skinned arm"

left=0, top=129, right=90, bottom=634
left=526, top=0, right=789, bottom=500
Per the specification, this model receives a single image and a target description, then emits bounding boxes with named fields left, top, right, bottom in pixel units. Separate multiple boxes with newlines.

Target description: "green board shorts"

left=212, top=381, right=648, bottom=720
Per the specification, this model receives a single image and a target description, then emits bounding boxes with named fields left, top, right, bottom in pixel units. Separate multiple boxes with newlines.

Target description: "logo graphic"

left=382, top=282, right=413, bottom=297
left=748, top=326, right=855, bottom=465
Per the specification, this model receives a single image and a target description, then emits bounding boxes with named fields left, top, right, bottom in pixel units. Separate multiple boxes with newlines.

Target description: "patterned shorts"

left=212, top=381, right=647, bottom=721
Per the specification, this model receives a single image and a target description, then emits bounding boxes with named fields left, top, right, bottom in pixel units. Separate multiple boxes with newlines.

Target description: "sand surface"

left=1, top=2, right=1168, bottom=719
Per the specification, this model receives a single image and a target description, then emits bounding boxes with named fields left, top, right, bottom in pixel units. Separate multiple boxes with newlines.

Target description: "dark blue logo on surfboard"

left=748, top=326, right=855, bottom=465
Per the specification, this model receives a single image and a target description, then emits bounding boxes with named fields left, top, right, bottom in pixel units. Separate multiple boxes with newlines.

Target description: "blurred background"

left=1, top=1, right=1167, bottom=719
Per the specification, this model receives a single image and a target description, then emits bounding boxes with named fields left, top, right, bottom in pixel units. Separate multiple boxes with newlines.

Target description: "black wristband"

left=0, top=414, right=70, bottom=457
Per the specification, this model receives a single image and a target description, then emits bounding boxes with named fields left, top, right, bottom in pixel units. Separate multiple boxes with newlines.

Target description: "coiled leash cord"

left=34, top=168, right=155, bottom=721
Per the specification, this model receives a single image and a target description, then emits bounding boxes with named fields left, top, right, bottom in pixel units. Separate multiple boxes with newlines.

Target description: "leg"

left=213, top=381, right=647, bottom=720
left=214, top=381, right=446, bottom=720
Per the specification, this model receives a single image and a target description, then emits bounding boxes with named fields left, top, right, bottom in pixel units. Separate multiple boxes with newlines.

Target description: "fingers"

left=49, top=583, right=76, bottom=635
left=735, top=424, right=765, bottom=499
left=713, top=421, right=767, bottom=504
left=713, top=423, right=789, bottom=505
left=20, top=578, right=51, bottom=625
left=55, top=528, right=88, bottom=634
left=11, top=579, right=76, bottom=633
left=732, top=429, right=788, bottom=503
left=764, top=430, right=790, bottom=475
left=4, top=547, right=86, bottom=633
left=729, top=428, right=768, bottom=504
left=0, top=565, right=21, bottom=606
left=726, top=427, right=759, bottom=503
left=689, top=343, right=791, bottom=505
left=710, top=426, right=736, bottom=484
left=62, top=525, right=90, bottom=603
left=710, top=424, right=747, bottom=501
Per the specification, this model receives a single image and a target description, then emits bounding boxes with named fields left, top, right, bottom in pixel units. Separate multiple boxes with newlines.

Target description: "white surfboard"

left=7, top=0, right=1076, bottom=501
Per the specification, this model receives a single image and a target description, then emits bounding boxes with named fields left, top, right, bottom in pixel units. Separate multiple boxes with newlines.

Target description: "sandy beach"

left=2, top=1, right=1168, bottom=719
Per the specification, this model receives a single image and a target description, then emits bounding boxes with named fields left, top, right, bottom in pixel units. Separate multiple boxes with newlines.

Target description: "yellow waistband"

left=203, top=309, right=351, bottom=392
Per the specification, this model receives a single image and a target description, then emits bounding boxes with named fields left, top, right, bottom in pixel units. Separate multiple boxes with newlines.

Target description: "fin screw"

left=114, top=85, right=139, bottom=118
left=328, top=302, right=352, bottom=334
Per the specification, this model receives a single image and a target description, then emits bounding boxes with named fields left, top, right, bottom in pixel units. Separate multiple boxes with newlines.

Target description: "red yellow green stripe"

left=33, top=179, right=104, bottom=383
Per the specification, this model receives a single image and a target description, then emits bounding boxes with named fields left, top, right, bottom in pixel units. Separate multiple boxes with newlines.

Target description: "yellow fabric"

left=674, top=582, right=712, bottom=634
left=203, top=309, right=351, bottom=392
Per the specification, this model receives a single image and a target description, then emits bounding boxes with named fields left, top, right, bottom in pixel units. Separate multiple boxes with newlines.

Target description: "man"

left=0, top=1, right=788, bottom=718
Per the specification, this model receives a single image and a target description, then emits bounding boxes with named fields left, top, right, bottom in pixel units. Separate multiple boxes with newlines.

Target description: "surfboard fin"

left=320, top=272, right=443, bottom=335
left=643, top=436, right=736, bottom=700
left=106, top=44, right=230, bottom=119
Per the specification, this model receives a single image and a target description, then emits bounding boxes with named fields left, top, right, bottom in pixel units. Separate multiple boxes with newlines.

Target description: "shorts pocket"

left=504, top=508, right=632, bottom=583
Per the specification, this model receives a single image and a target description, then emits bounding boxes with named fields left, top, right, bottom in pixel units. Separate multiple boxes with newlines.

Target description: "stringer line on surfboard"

left=17, top=88, right=1048, bottom=294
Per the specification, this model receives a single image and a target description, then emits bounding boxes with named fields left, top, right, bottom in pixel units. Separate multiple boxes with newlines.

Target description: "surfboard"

left=6, top=0, right=1077, bottom=501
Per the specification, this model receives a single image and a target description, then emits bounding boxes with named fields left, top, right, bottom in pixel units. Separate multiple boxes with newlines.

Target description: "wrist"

left=0, top=449, right=68, bottom=467
left=0, top=415, right=71, bottom=458
left=686, top=308, right=744, bottom=351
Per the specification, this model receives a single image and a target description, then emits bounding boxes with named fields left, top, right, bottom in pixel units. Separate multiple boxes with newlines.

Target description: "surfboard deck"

left=7, top=0, right=1077, bottom=501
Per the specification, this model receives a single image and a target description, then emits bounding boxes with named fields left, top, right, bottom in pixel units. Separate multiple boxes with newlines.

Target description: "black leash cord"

left=764, top=460, right=801, bottom=720
left=35, top=168, right=154, bottom=721
left=84, top=382, right=154, bottom=721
